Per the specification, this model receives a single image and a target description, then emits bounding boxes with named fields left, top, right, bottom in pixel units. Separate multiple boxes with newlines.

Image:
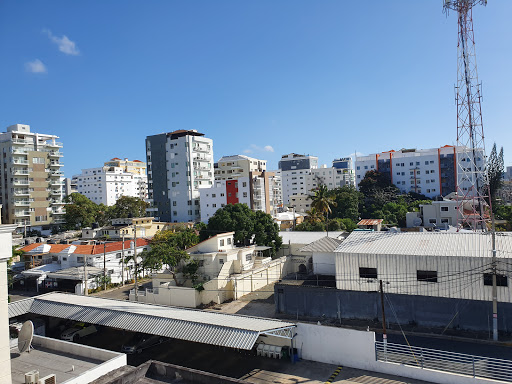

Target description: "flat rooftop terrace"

left=11, top=335, right=126, bottom=384
left=11, top=347, right=102, bottom=383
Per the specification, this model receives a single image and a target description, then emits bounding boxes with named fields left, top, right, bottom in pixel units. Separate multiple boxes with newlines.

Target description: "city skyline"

left=1, top=1, right=511, bottom=178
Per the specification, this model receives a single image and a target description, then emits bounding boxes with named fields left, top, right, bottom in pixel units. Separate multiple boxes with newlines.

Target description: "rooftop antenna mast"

left=443, top=0, right=489, bottom=231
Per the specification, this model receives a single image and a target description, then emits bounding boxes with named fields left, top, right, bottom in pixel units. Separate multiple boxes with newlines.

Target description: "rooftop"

left=21, top=238, right=150, bottom=255
left=299, top=236, right=343, bottom=253
left=11, top=335, right=125, bottom=384
left=335, top=231, right=512, bottom=258
left=279, top=231, right=346, bottom=245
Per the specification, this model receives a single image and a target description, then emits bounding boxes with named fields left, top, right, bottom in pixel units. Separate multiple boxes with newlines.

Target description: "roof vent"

left=24, top=370, right=39, bottom=384
left=38, top=374, right=56, bottom=384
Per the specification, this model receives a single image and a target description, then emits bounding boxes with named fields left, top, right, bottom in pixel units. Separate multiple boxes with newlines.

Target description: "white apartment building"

left=214, top=154, right=266, bottom=180
left=146, top=130, right=214, bottom=222
left=0, top=124, right=65, bottom=228
left=305, top=166, right=356, bottom=192
left=74, top=158, right=148, bottom=206
left=200, top=178, right=251, bottom=222
left=355, top=146, right=485, bottom=198
left=279, top=153, right=318, bottom=205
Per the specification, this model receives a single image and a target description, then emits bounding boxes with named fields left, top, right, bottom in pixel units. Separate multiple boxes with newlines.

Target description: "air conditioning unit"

left=25, top=370, right=39, bottom=384
left=38, top=374, right=56, bottom=384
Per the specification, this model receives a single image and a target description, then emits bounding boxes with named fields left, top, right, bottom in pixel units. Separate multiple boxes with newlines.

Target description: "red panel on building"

left=226, top=180, right=239, bottom=205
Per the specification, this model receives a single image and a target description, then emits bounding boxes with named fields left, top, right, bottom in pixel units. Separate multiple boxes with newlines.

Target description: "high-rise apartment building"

left=214, top=155, right=266, bottom=180
left=0, top=124, right=65, bottom=228
left=354, top=146, right=485, bottom=198
left=74, top=158, right=148, bottom=206
left=278, top=153, right=318, bottom=204
left=146, top=130, right=214, bottom=222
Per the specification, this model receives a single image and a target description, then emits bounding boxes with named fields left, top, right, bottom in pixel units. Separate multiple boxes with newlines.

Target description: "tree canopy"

left=200, top=203, right=282, bottom=256
left=486, top=143, right=504, bottom=212
left=64, top=193, right=149, bottom=230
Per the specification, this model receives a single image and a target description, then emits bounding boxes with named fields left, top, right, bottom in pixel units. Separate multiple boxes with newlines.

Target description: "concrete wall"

left=275, top=284, right=512, bottom=332
left=33, top=335, right=127, bottom=384
left=135, top=285, right=201, bottom=307
left=296, top=323, right=501, bottom=384
left=312, top=252, right=335, bottom=275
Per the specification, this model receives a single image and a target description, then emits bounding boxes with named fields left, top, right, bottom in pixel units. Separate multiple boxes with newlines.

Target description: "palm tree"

left=309, top=184, right=337, bottom=235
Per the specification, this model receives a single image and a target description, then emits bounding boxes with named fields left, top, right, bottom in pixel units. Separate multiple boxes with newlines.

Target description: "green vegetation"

left=64, top=194, right=149, bottom=230
left=296, top=171, right=433, bottom=231
left=200, top=203, right=282, bottom=257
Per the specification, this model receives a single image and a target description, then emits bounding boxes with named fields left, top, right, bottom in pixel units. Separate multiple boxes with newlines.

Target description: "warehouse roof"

left=335, top=231, right=512, bottom=258
left=299, top=236, right=343, bottom=253
left=8, top=292, right=295, bottom=350
left=279, top=231, right=346, bottom=245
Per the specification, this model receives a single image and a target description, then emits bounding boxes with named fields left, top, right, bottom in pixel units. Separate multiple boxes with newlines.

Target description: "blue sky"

left=1, top=1, right=511, bottom=178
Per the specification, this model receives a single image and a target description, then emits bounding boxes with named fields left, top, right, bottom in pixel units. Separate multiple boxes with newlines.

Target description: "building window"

left=220, top=239, right=224, bottom=246
left=227, top=238, right=231, bottom=245
left=441, top=207, right=448, bottom=211
left=245, top=253, right=252, bottom=261
left=484, top=274, right=508, bottom=287
left=417, top=270, right=438, bottom=283
left=429, top=219, right=437, bottom=224
left=219, top=258, right=224, bottom=264
left=359, top=267, right=377, bottom=279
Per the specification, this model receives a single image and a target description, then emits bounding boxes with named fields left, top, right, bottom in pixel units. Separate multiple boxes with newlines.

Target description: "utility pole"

left=134, top=223, right=138, bottom=300
left=380, top=280, right=387, bottom=357
left=491, top=213, right=498, bottom=340
left=121, top=233, right=125, bottom=287
left=83, top=256, right=88, bottom=296
left=103, top=242, right=107, bottom=291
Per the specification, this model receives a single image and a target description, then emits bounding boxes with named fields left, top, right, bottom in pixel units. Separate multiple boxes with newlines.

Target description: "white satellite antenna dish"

left=18, top=320, right=34, bottom=353
left=413, top=217, right=423, bottom=227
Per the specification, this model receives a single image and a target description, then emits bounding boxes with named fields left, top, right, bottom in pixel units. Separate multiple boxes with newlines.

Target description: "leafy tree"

left=201, top=203, right=282, bottom=256
left=340, top=218, right=357, bottom=232
left=64, top=193, right=100, bottom=229
left=358, top=170, right=401, bottom=218
left=303, top=208, right=324, bottom=224
left=486, top=143, right=504, bottom=211
left=330, top=186, right=362, bottom=222
left=110, top=196, right=149, bottom=219
left=295, top=221, right=326, bottom=232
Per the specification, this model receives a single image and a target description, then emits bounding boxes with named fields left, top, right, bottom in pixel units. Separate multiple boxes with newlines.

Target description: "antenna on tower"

left=443, top=0, right=490, bottom=231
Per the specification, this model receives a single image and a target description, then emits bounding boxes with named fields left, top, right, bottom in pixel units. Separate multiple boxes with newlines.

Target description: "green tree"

left=309, top=185, right=337, bottom=225
left=486, top=143, right=504, bottom=212
left=110, top=196, right=149, bottom=219
left=330, top=186, right=362, bottom=222
left=202, top=203, right=282, bottom=257
left=340, top=218, right=357, bottom=232
left=63, top=193, right=99, bottom=229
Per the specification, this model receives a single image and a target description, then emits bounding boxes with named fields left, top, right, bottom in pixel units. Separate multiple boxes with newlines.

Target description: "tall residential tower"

left=146, top=130, right=214, bottom=222
left=0, top=124, right=65, bottom=229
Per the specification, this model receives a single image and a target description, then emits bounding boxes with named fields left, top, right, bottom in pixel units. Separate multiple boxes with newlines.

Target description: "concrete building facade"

left=278, top=153, right=318, bottom=205
left=406, top=200, right=458, bottom=228
left=355, top=146, right=485, bottom=198
left=0, top=124, right=65, bottom=228
left=74, top=158, right=148, bottom=206
left=146, top=130, right=214, bottom=222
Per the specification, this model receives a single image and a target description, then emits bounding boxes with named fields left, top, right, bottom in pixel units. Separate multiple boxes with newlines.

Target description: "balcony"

left=49, top=151, right=63, bottom=157
left=14, top=200, right=31, bottom=206
left=48, top=171, right=63, bottom=177
left=49, top=180, right=63, bottom=186
left=15, top=211, right=30, bottom=217
left=13, top=160, right=29, bottom=165
left=11, top=139, right=32, bottom=145
left=14, top=190, right=30, bottom=196
left=50, top=190, right=62, bottom=195
left=12, top=149, right=29, bottom=155
left=192, top=146, right=210, bottom=153
left=13, top=180, right=30, bottom=186
left=49, top=162, right=63, bottom=167
left=13, top=170, right=30, bottom=176
left=193, top=156, right=211, bottom=162
left=46, top=141, right=63, bottom=148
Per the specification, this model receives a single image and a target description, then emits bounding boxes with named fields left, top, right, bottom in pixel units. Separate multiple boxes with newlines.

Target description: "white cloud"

left=25, top=59, right=47, bottom=73
left=43, top=29, right=80, bottom=55
left=243, top=144, right=274, bottom=154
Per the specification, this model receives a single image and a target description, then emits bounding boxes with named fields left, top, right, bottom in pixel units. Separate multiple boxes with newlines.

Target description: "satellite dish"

left=413, top=217, right=423, bottom=227
left=18, top=320, right=34, bottom=353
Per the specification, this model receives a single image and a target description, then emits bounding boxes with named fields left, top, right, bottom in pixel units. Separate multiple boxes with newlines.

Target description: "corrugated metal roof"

left=8, top=292, right=295, bottom=350
left=357, top=219, right=383, bottom=226
left=335, top=231, right=512, bottom=258
left=8, top=297, right=35, bottom=318
left=299, top=236, right=343, bottom=253
left=279, top=231, right=345, bottom=245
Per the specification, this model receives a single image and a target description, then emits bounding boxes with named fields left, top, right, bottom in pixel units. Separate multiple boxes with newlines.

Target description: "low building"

left=299, top=236, right=343, bottom=275
left=81, top=217, right=192, bottom=240
left=288, top=194, right=311, bottom=213
left=132, top=232, right=289, bottom=307
left=357, top=219, right=383, bottom=231
left=274, top=211, right=304, bottom=230
left=406, top=200, right=458, bottom=228
left=19, top=239, right=150, bottom=293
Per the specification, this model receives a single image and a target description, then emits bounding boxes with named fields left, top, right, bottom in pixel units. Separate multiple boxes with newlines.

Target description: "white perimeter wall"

left=312, top=252, right=335, bottom=275
left=296, top=323, right=502, bottom=384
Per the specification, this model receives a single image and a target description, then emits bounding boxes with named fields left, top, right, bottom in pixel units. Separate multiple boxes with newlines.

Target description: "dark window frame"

left=484, top=273, right=508, bottom=287
left=417, top=270, right=438, bottom=283
left=359, top=267, right=377, bottom=279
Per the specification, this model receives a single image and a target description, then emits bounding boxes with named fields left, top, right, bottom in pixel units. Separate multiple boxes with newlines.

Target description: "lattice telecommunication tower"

left=443, top=0, right=489, bottom=230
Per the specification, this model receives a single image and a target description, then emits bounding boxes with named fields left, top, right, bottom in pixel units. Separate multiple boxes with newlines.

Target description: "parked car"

left=121, top=333, right=164, bottom=354
left=61, top=323, right=97, bottom=342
